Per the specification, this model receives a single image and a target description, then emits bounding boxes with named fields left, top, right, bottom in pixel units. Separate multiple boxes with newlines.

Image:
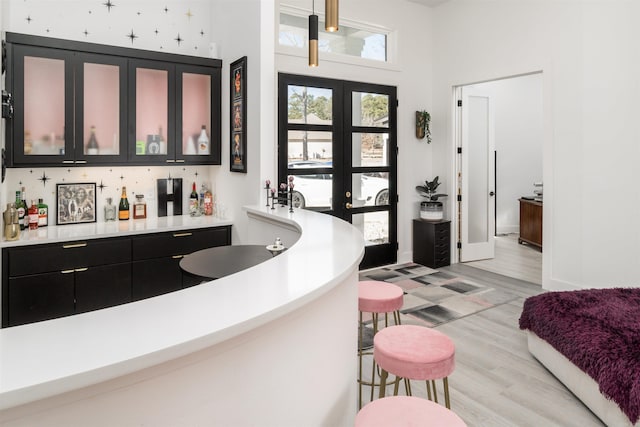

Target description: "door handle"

left=489, top=191, right=495, bottom=196
left=345, top=203, right=353, bottom=209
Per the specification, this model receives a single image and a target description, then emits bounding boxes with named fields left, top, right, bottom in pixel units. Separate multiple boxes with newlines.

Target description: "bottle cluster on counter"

left=12, top=187, right=48, bottom=231
left=189, top=181, right=214, bottom=217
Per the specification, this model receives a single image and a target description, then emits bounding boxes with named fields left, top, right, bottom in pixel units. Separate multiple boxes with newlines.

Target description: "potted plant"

left=415, top=176, right=447, bottom=220
left=415, top=110, right=432, bottom=143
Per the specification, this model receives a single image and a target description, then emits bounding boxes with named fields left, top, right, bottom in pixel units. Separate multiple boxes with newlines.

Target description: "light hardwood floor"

left=358, top=264, right=605, bottom=426
left=464, top=233, right=542, bottom=285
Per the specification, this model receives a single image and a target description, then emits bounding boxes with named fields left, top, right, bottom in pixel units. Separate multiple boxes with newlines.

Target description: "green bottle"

left=16, top=189, right=26, bottom=230
left=37, top=198, right=48, bottom=227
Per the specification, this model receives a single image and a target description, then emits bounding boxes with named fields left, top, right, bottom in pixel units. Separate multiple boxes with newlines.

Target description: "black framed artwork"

left=230, top=56, right=247, bottom=173
left=56, top=182, right=97, bottom=225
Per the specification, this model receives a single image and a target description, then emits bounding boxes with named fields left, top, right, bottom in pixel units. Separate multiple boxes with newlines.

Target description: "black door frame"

left=278, top=73, right=397, bottom=269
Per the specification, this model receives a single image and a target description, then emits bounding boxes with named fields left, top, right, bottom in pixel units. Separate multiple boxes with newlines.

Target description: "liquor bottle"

left=104, top=197, right=117, bottom=221
left=87, top=125, right=99, bottom=155
left=19, top=188, right=28, bottom=230
left=37, top=198, right=48, bottom=227
left=158, top=126, right=167, bottom=154
left=28, top=200, right=39, bottom=230
left=133, top=194, right=147, bottom=219
left=199, top=184, right=206, bottom=212
left=15, top=191, right=25, bottom=231
left=197, top=125, right=209, bottom=155
left=189, top=182, right=199, bottom=216
left=118, top=187, right=130, bottom=220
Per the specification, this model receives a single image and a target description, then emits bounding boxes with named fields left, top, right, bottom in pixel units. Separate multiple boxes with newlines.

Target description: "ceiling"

left=406, top=0, right=451, bottom=7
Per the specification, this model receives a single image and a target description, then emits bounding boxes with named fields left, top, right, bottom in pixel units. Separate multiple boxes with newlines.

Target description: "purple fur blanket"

left=519, top=288, right=640, bottom=424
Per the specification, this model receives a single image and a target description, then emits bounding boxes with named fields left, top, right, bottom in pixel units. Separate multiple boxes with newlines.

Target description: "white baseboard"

left=496, top=225, right=519, bottom=234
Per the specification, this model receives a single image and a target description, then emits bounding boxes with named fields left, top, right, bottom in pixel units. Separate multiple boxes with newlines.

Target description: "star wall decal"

left=194, top=171, right=199, bottom=177
left=38, top=171, right=50, bottom=187
left=175, top=34, right=183, bottom=46
left=164, top=6, right=169, bottom=13
left=120, top=174, right=125, bottom=181
left=26, top=16, right=32, bottom=23
left=154, top=28, right=159, bottom=35
left=200, top=30, right=205, bottom=36
left=98, top=180, right=107, bottom=193
left=104, top=1, right=115, bottom=12
left=186, top=9, right=193, bottom=19
left=127, top=29, right=138, bottom=44
left=83, top=29, right=89, bottom=37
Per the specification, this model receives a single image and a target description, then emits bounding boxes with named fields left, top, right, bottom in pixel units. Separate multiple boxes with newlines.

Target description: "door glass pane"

left=352, top=92, right=388, bottom=127
left=290, top=173, right=333, bottom=211
left=352, top=173, right=389, bottom=206
left=287, top=130, right=333, bottom=165
left=24, top=56, right=65, bottom=155
left=352, top=133, right=389, bottom=167
left=83, top=63, right=120, bottom=156
left=288, top=85, right=332, bottom=125
left=182, top=72, right=211, bottom=156
left=352, top=211, right=389, bottom=246
left=135, top=68, right=168, bottom=156
left=468, top=96, right=489, bottom=244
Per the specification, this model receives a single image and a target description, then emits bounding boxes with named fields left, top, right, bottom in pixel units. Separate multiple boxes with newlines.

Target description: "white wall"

left=276, top=0, right=434, bottom=263
left=432, top=0, right=640, bottom=290
left=471, top=74, right=543, bottom=234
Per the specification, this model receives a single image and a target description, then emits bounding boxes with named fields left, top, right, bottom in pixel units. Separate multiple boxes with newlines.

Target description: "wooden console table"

left=518, top=198, right=542, bottom=251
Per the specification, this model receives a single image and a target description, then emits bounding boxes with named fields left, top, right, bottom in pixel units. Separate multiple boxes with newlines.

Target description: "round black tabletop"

left=179, top=244, right=274, bottom=280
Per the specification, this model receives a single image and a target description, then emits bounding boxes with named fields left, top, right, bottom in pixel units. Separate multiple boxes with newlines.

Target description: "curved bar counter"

left=0, top=206, right=364, bottom=426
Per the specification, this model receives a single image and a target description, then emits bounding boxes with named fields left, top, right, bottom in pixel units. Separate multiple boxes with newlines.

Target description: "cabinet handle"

left=75, top=267, right=88, bottom=272
left=172, top=255, right=184, bottom=259
left=166, top=159, right=176, bottom=163
left=62, top=160, right=74, bottom=164
left=61, top=269, right=75, bottom=274
left=63, top=242, right=87, bottom=249
left=175, top=159, right=185, bottom=163
left=173, top=232, right=192, bottom=238
left=75, top=160, right=87, bottom=164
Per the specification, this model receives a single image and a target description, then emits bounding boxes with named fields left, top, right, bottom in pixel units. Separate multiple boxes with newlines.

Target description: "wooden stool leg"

left=431, top=380, right=438, bottom=404
left=394, top=310, right=401, bottom=325
left=393, top=375, right=401, bottom=395
left=443, top=377, right=451, bottom=409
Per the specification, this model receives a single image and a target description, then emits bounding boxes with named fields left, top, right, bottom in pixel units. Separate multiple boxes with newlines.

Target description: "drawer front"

left=132, top=226, right=231, bottom=261
left=7, top=237, right=131, bottom=277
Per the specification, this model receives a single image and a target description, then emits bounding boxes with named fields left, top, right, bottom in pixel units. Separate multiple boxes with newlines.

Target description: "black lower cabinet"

left=412, top=219, right=451, bottom=269
left=8, top=272, right=75, bottom=327
left=76, top=263, right=132, bottom=313
left=132, top=257, right=183, bottom=300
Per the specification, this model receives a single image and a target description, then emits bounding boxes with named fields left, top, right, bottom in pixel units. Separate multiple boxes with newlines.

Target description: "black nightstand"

left=412, top=219, right=451, bottom=268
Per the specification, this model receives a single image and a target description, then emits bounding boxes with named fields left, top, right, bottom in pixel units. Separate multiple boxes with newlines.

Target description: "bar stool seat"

left=374, top=325, right=455, bottom=408
left=355, top=396, right=467, bottom=427
left=358, top=280, right=404, bottom=409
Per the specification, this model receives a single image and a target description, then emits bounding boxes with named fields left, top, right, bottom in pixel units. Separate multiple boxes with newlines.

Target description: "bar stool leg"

left=426, top=380, right=432, bottom=401
left=379, top=368, right=388, bottom=398
left=443, top=377, right=451, bottom=409
left=431, top=380, right=438, bottom=404
left=358, top=311, right=364, bottom=409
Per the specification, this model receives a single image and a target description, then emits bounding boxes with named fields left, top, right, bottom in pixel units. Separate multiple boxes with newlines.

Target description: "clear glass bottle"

left=104, top=197, right=117, bottom=221
left=133, top=194, right=147, bottom=219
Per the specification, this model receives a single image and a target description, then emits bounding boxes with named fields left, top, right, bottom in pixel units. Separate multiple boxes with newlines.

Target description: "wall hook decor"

left=415, top=110, right=431, bottom=143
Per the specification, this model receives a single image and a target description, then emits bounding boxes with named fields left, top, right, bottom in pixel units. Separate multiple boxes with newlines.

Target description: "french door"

left=278, top=74, right=397, bottom=269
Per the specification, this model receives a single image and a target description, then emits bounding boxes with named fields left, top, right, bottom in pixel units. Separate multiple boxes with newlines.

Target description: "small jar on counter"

left=133, top=194, right=147, bottom=219
left=104, top=197, right=117, bottom=221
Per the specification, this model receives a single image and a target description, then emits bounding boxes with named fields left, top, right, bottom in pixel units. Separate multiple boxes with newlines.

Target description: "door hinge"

left=457, top=241, right=462, bottom=249
left=396, top=242, right=399, bottom=250
left=396, top=99, right=399, bottom=107
left=457, top=100, right=462, bottom=107
left=457, top=147, right=462, bottom=154
left=396, top=194, right=399, bottom=203
left=457, top=194, right=462, bottom=202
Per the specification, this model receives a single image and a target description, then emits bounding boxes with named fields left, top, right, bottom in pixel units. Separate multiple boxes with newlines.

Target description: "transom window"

left=278, top=10, right=389, bottom=63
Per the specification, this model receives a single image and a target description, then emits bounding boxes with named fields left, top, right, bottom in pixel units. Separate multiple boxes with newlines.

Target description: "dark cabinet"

left=412, top=219, right=451, bottom=269
left=75, top=263, right=132, bottom=314
left=4, top=32, right=221, bottom=168
left=518, top=198, right=542, bottom=251
left=132, top=226, right=231, bottom=300
left=8, top=272, right=75, bottom=327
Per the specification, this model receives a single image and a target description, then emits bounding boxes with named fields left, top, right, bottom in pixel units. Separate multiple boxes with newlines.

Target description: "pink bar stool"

left=355, top=396, right=467, bottom=427
left=358, top=280, right=404, bottom=409
left=374, top=324, right=455, bottom=408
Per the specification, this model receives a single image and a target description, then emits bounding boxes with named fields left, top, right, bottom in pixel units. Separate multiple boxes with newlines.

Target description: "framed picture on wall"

left=230, top=56, right=247, bottom=173
left=56, top=182, right=97, bottom=225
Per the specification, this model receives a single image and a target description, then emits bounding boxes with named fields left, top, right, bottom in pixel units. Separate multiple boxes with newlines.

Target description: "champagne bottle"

left=189, top=182, right=199, bottom=216
left=87, top=125, right=99, bottom=155
left=118, top=187, right=130, bottom=220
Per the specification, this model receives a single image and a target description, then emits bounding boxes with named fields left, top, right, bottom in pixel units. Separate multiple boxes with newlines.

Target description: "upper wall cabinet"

left=4, top=33, right=222, bottom=167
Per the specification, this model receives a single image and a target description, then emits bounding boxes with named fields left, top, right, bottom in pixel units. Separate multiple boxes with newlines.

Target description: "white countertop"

left=0, top=215, right=233, bottom=247
left=0, top=205, right=365, bottom=411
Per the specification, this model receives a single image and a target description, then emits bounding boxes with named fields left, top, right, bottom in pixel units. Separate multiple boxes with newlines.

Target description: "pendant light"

left=309, top=0, right=319, bottom=67
left=325, top=0, right=339, bottom=32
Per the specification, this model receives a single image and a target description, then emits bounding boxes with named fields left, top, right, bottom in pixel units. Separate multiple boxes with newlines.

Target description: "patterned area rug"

left=358, top=262, right=519, bottom=349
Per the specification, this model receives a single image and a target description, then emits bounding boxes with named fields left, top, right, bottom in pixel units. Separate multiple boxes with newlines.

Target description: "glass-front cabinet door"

left=74, top=54, right=127, bottom=164
left=176, top=64, right=221, bottom=164
left=11, top=45, right=74, bottom=165
left=128, top=60, right=175, bottom=163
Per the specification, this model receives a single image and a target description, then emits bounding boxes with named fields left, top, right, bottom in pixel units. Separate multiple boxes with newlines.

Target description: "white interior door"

left=460, top=85, right=495, bottom=262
